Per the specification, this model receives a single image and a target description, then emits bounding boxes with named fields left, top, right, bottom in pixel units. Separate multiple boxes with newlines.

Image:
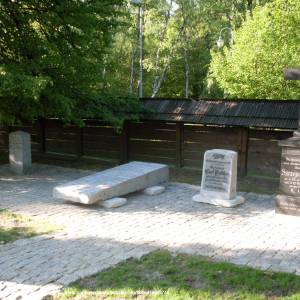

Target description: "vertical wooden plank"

left=2, top=125, right=10, bottom=152
left=176, top=122, right=183, bottom=168
left=238, top=127, right=249, bottom=176
left=77, top=126, right=84, bottom=157
left=120, top=121, right=129, bottom=163
left=36, top=117, right=46, bottom=153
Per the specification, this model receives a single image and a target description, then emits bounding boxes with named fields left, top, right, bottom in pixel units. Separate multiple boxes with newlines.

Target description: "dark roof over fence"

left=142, top=98, right=299, bottom=130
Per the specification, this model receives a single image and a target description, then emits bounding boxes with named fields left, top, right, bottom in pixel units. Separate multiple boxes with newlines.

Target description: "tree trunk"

left=152, top=2, right=172, bottom=95
left=183, top=47, right=189, bottom=98
left=130, top=10, right=140, bottom=95
left=151, top=22, right=186, bottom=98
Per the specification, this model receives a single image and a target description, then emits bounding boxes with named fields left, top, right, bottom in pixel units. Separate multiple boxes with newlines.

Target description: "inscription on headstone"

left=202, top=152, right=232, bottom=194
left=276, top=68, right=300, bottom=216
left=280, top=149, right=300, bottom=195
left=192, top=149, right=244, bottom=207
left=9, top=131, right=32, bottom=174
left=276, top=139, right=300, bottom=216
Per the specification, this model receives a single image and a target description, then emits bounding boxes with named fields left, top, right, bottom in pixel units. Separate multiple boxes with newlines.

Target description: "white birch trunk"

left=130, top=10, right=140, bottom=95
left=183, top=47, right=189, bottom=98
left=151, top=23, right=186, bottom=98
left=152, top=1, right=172, bottom=94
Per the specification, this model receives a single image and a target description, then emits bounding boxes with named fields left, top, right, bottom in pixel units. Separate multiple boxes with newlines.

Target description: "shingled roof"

left=142, top=98, right=299, bottom=130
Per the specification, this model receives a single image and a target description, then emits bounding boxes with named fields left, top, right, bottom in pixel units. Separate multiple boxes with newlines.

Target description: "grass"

left=0, top=208, right=60, bottom=244
left=56, top=250, right=300, bottom=300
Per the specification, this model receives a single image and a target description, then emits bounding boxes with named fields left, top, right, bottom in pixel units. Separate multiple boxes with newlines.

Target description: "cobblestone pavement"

left=0, top=164, right=299, bottom=299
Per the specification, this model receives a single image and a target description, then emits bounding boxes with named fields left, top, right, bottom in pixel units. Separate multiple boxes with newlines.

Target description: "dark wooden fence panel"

left=0, top=119, right=294, bottom=179
left=0, top=127, right=8, bottom=154
left=248, top=129, right=293, bottom=176
left=128, top=121, right=177, bottom=165
left=10, top=123, right=39, bottom=153
left=44, top=119, right=78, bottom=156
left=182, top=125, right=248, bottom=174
left=83, top=120, right=121, bottom=162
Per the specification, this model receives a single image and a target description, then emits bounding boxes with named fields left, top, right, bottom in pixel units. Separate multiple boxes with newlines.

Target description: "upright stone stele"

left=9, top=131, right=32, bottom=174
left=192, top=149, right=244, bottom=207
left=276, top=68, right=300, bottom=216
left=276, top=134, right=300, bottom=216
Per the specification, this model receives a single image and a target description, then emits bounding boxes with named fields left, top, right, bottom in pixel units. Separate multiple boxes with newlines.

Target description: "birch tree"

left=210, top=0, right=300, bottom=99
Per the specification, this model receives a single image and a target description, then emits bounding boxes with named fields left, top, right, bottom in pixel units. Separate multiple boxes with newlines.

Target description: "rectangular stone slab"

left=53, top=161, right=169, bottom=204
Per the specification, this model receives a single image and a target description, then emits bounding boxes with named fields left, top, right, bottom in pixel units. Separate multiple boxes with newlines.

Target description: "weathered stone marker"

left=9, top=131, right=32, bottom=174
left=53, top=161, right=169, bottom=205
left=276, top=68, right=300, bottom=216
left=276, top=144, right=300, bottom=216
left=192, top=149, right=244, bottom=207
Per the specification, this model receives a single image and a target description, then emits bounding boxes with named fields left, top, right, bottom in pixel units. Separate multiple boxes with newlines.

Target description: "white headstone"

left=192, top=149, right=244, bottom=207
left=9, top=131, right=32, bottom=175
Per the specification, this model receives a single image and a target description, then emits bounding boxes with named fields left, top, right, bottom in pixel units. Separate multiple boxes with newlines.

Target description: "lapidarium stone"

left=9, top=131, right=32, bottom=175
left=53, top=161, right=169, bottom=204
left=192, top=149, right=244, bottom=207
left=143, top=186, right=165, bottom=196
left=276, top=135, right=300, bottom=216
left=101, top=197, right=127, bottom=208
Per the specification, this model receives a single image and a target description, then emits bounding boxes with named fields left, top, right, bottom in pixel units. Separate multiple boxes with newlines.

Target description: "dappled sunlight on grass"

left=56, top=250, right=300, bottom=300
left=0, top=209, right=61, bottom=244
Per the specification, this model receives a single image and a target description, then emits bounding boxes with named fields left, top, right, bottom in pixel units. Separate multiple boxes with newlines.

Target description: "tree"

left=80, top=0, right=271, bottom=100
left=0, top=0, right=142, bottom=126
left=135, top=0, right=268, bottom=98
left=210, top=0, right=300, bottom=99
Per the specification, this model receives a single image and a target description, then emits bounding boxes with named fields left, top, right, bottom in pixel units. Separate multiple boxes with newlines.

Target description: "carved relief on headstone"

left=9, top=131, right=32, bottom=174
left=192, top=149, right=244, bottom=207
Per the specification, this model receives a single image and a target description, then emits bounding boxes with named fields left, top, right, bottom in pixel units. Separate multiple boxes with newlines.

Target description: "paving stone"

left=0, top=164, right=299, bottom=300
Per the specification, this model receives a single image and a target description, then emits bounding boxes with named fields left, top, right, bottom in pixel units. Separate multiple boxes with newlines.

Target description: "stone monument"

left=192, top=149, right=244, bottom=207
left=9, top=131, right=32, bottom=174
left=276, top=68, right=300, bottom=216
left=53, top=161, right=169, bottom=205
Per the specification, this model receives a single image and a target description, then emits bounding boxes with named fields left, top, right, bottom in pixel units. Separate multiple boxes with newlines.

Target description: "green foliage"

left=3, top=0, right=296, bottom=124
left=210, top=0, right=300, bottom=99
left=0, top=209, right=60, bottom=244
left=76, top=94, right=147, bottom=128
left=0, top=0, right=142, bottom=126
left=57, top=250, right=300, bottom=299
left=104, top=0, right=271, bottom=99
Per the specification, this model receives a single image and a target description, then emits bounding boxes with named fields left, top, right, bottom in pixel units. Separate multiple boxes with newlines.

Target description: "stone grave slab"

left=9, top=131, right=32, bottom=174
left=192, top=149, right=244, bottom=207
left=53, top=161, right=169, bottom=204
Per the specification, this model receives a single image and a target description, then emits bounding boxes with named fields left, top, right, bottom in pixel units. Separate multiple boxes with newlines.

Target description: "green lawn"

left=56, top=250, right=300, bottom=300
left=0, top=208, right=60, bottom=244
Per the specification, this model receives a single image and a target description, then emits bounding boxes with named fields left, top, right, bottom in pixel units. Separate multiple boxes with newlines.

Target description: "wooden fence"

left=0, top=119, right=293, bottom=177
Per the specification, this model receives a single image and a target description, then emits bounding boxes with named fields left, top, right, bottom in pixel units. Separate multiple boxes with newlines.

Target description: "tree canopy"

left=102, top=0, right=271, bottom=99
left=210, top=0, right=300, bottom=99
left=0, top=0, right=142, bottom=126
left=1, top=0, right=299, bottom=127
